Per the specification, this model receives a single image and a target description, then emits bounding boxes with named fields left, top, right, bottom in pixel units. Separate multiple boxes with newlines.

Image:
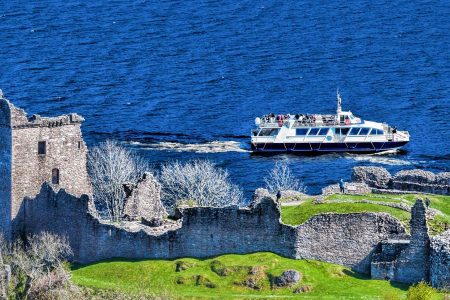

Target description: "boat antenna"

left=336, top=88, right=342, bottom=114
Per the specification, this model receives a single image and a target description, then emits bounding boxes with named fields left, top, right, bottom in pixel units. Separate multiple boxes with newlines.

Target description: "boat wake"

left=347, top=153, right=412, bottom=166
left=128, top=141, right=250, bottom=153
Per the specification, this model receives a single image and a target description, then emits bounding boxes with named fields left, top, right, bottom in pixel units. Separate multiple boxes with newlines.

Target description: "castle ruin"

left=0, top=95, right=449, bottom=290
left=0, top=96, right=91, bottom=239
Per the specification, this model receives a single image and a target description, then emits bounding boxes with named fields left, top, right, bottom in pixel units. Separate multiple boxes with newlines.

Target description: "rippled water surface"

left=1, top=0, right=449, bottom=196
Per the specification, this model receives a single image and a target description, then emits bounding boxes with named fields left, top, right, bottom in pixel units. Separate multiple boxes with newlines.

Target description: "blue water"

left=1, top=0, right=449, bottom=197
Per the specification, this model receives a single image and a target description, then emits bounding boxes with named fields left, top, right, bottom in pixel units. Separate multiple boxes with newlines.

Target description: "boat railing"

left=259, top=119, right=340, bottom=128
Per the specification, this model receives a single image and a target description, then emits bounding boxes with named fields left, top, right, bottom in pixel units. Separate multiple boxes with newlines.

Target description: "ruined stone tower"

left=0, top=94, right=91, bottom=239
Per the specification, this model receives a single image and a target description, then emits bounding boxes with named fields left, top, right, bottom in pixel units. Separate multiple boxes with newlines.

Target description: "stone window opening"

left=78, top=141, right=82, bottom=149
left=52, top=168, right=60, bottom=185
left=38, top=141, right=46, bottom=155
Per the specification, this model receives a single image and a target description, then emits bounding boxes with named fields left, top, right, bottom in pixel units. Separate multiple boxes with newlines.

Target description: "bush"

left=88, top=140, right=149, bottom=221
left=406, top=281, right=438, bottom=300
left=159, top=160, right=243, bottom=210
left=264, top=162, right=306, bottom=194
left=0, top=232, right=73, bottom=300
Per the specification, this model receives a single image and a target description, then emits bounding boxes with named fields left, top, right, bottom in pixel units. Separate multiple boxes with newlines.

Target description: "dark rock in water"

left=274, top=269, right=301, bottom=287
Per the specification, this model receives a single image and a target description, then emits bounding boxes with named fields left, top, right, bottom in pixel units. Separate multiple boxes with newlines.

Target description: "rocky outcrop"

left=430, top=230, right=450, bottom=290
left=392, top=170, right=449, bottom=195
left=353, top=166, right=392, bottom=189
left=273, top=270, right=301, bottom=287
left=351, top=167, right=450, bottom=195
left=123, top=173, right=167, bottom=221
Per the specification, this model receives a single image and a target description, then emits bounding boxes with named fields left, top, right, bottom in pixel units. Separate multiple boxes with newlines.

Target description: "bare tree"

left=0, top=235, right=11, bottom=300
left=3, top=232, right=72, bottom=300
left=159, top=160, right=243, bottom=210
left=264, top=161, right=306, bottom=194
left=88, top=140, right=149, bottom=221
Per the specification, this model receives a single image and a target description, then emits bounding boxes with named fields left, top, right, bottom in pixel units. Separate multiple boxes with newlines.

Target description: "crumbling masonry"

left=0, top=96, right=449, bottom=289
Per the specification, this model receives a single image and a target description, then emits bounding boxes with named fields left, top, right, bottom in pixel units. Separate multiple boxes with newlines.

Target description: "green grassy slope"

left=281, top=194, right=450, bottom=235
left=72, top=252, right=417, bottom=299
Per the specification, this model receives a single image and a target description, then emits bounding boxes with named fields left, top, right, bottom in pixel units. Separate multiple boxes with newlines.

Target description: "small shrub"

left=384, top=291, right=401, bottom=300
left=264, top=162, right=306, bottom=194
left=406, top=281, right=438, bottom=300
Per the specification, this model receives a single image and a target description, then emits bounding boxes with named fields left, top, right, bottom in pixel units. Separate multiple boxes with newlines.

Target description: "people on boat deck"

left=339, top=179, right=345, bottom=193
left=344, top=116, right=351, bottom=125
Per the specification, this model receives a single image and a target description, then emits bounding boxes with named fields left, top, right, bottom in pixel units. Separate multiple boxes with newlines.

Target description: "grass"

left=281, top=193, right=450, bottom=235
left=281, top=200, right=411, bottom=228
left=72, top=252, right=420, bottom=299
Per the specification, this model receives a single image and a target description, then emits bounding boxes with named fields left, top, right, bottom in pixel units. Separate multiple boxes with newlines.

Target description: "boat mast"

left=336, top=89, right=342, bottom=114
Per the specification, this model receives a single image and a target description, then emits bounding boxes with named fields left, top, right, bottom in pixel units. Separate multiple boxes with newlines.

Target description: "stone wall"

left=430, top=230, right=450, bottom=290
left=0, top=98, right=92, bottom=238
left=371, top=200, right=431, bottom=283
left=352, top=166, right=450, bottom=195
left=123, top=173, right=167, bottom=221
left=295, top=212, right=406, bottom=274
left=22, top=184, right=407, bottom=273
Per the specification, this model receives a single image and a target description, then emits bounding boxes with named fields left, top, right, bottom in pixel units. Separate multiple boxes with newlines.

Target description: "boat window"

left=258, top=129, right=279, bottom=136
left=377, top=129, right=384, bottom=135
left=369, top=128, right=377, bottom=135
left=349, top=127, right=361, bottom=135
left=308, top=128, right=320, bottom=136
left=318, top=128, right=329, bottom=135
left=341, top=128, right=350, bottom=135
left=358, top=128, right=370, bottom=135
left=296, top=128, right=309, bottom=136
left=252, top=130, right=259, bottom=136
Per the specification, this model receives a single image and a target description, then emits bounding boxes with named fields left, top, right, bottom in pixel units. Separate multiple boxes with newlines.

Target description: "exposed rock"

left=175, top=261, right=195, bottom=272
left=392, top=170, right=449, bottom=194
left=435, top=172, right=450, bottom=186
left=194, top=275, right=216, bottom=288
left=352, top=166, right=392, bottom=189
left=273, top=270, right=301, bottom=287
left=241, top=277, right=262, bottom=290
left=353, top=167, right=450, bottom=195
left=123, top=172, right=167, bottom=222
left=393, top=169, right=436, bottom=185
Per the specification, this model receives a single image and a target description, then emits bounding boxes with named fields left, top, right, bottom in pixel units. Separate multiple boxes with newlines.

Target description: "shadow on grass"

left=342, top=270, right=410, bottom=291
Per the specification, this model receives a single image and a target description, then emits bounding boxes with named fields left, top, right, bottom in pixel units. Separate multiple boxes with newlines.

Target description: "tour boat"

left=251, top=92, right=409, bottom=153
